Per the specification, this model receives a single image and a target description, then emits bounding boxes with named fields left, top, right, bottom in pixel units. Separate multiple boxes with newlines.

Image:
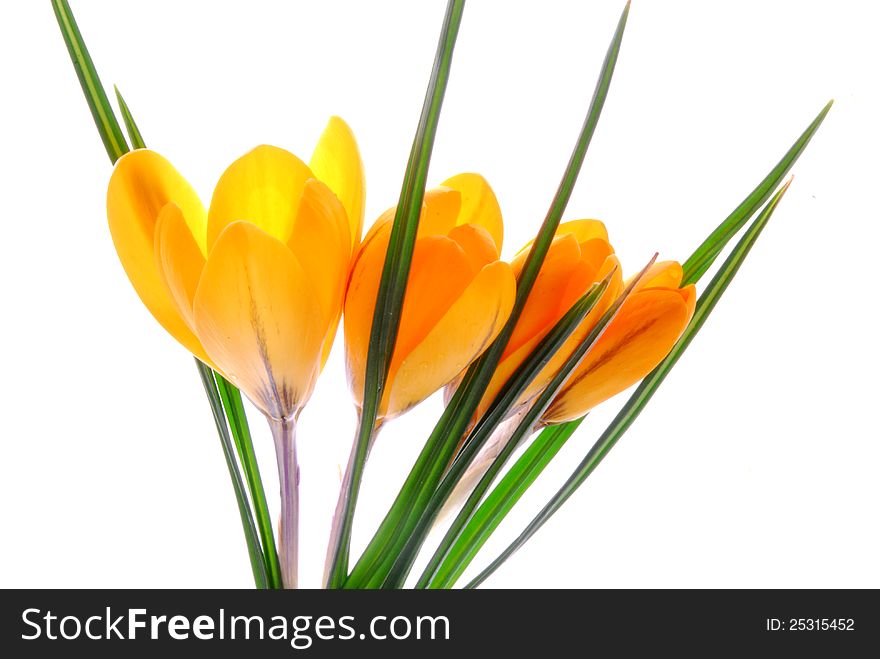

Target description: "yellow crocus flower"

left=105, top=117, right=364, bottom=422
left=344, top=174, right=516, bottom=420
left=542, top=260, right=696, bottom=424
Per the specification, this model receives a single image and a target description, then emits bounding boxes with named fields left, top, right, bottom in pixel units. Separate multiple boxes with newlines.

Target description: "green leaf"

left=114, top=85, right=146, bottom=150
left=324, top=0, right=466, bottom=589
left=51, top=0, right=129, bottom=163
left=681, top=101, right=832, bottom=285
left=414, top=257, right=657, bottom=588
left=195, top=360, right=268, bottom=589
left=344, top=0, right=631, bottom=590
left=53, top=1, right=272, bottom=588
left=464, top=179, right=794, bottom=589
left=215, top=375, right=282, bottom=590
left=426, top=419, right=584, bottom=588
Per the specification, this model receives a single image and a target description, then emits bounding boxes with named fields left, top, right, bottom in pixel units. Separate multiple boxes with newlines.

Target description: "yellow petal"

left=107, top=149, right=208, bottom=359
left=288, top=179, right=352, bottom=326
left=193, top=221, right=324, bottom=419
left=387, top=261, right=516, bottom=418
left=154, top=203, right=206, bottom=331
left=288, top=179, right=352, bottom=366
left=207, top=145, right=313, bottom=248
left=441, top=173, right=504, bottom=252
left=543, top=287, right=694, bottom=424
left=309, top=116, right=365, bottom=248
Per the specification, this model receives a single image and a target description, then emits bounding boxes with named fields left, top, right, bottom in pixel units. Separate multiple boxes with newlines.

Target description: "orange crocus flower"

left=542, top=260, right=696, bottom=424
left=460, top=219, right=623, bottom=419
left=344, top=174, right=516, bottom=420
left=106, top=117, right=364, bottom=421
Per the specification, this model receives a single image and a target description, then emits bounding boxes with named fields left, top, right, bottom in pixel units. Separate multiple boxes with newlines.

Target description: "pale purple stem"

left=270, top=416, right=299, bottom=589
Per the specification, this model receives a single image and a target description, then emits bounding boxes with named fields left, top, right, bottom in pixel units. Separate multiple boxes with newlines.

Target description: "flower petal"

left=392, top=235, right=475, bottom=365
left=309, top=116, right=366, bottom=248
left=193, top=221, right=324, bottom=419
left=543, top=286, right=694, bottom=424
left=387, top=261, right=516, bottom=418
left=154, top=203, right=206, bottom=332
left=207, top=145, right=313, bottom=248
left=107, top=149, right=208, bottom=359
left=630, top=260, right=683, bottom=291
left=504, top=233, right=582, bottom=359
left=448, top=223, right=499, bottom=273
left=441, top=173, right=504, bottom=252
left=344, top=232, right=474, bottom=411
left=288, top=179, right=352, bottom=326
left=288, top=179, right=352, bottom=366
left=419, top=187, right=462, bottom=238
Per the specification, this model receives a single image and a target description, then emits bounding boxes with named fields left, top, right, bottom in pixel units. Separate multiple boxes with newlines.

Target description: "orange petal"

left=512, top=219, right=609, bottom=261
left=343, top=223, right=392, bottom=404
left=441, top=173, right=504, bottom=252
left=344, top=232, right=474, bottom=410
left=419, top=187, right=462, bottom=238
left=448, top=223, right=499, bottom=273
left=207, top=145, right=313, bottom=248
left=392, top=236, right=475, bottom=366
left=387, top=261, right=516, bottom=418
left=505, top=234, right=582, bottom=358
left=543, top=287, right=694, bottom=424
left=309, top=116, right=365, bottom=248
left=629, top=260, right=684, bottom=291
left=106, top=149, right=208, bottom=359
left=193, top=221, right=324, bottom=419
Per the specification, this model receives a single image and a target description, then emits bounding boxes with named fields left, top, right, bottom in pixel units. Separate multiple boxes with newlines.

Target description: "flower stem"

left=323, top=421, right=382, bottom=588
left=269, top=416, right=299, bottom=589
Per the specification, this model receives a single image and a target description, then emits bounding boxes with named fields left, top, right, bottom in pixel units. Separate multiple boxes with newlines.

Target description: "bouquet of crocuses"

left=53, top=0, right=830, bottom=589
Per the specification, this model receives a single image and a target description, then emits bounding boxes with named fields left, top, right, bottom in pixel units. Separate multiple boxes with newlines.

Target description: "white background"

left=1, top=0, right=878, bottom=588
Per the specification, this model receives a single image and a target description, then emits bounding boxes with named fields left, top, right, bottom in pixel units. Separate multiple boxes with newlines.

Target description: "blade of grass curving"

left=196, top=361, right=268, bottom=589
left=114, top=86, right=146, bottom=149
left=53, top=0, right=270, bottom=587
left=324, top=0, right=466, bottom=588
left=426, top=419, right=583, bottom=588
left=215, top=374, right=283, bottom=589
left=344, top=1, right=631, bottom=589
left=414, top=257, right=656, bottom=588
left=681, top=101, right=831, bottom=285
left=465, top=179, right=793, bottom=589
left=389, top=257, right=653, bottom=587
left=51, top=0, right=129, bottom=161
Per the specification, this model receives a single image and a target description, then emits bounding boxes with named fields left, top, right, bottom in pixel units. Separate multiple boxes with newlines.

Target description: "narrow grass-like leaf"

left=215, top=374, right=282, bottom=589
left=114, top=86, right=146, bottom=150
left=344, top=1, right=631, bottom=589
left=53, top=1, right=270, bottom=588
left=324, top=0, right=466, bottom=588
left=414, top=256, right=656, bottom=588
left=195, top=361, right=268, bottom=589
left=426, top=418, right=584, bottom=588
left=465, top=179, right=793, bottom=588
left=681, top=101, right=831, bottom=285
left=51, top=0, right=129, bottom=162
